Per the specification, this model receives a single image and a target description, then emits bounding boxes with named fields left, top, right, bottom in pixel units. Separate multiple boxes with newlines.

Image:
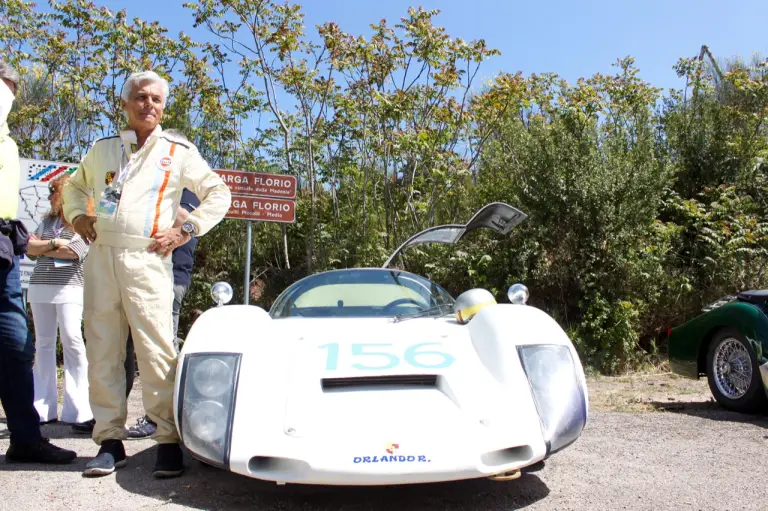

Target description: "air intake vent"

left=322, top=374, right=438, bottom=391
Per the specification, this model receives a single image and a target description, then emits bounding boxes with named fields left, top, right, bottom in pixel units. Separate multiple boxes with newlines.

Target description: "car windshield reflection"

left=269, top=269, right=455, bottom=318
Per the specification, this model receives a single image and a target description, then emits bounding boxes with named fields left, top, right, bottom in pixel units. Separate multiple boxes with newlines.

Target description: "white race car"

left=173, top=203, right=588, bottom=485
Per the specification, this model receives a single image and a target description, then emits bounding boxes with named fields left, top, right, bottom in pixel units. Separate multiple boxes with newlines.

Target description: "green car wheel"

left=705, top=328, right=767, bottom=413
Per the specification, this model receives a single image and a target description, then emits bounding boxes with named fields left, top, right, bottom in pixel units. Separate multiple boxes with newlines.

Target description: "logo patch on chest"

left=156, top=156, right=173, bottom=171
left=105, top=171, right=116, bottom=185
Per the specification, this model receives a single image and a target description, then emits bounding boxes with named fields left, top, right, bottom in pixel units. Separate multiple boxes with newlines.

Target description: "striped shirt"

left=29, top=216, right=89, bottom=287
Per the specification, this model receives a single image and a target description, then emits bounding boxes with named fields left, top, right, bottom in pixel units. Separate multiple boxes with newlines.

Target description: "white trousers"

left=30, top=302, right=93, bottom=423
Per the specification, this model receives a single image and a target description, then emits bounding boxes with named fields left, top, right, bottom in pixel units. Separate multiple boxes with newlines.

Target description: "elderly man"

left=64, top=70, right=231, bottom=478
left=0, top=61, right=77, bottom=463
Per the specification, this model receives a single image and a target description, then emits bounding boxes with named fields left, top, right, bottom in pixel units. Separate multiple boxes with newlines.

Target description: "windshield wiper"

left=393, top=303, right=454, bottom=323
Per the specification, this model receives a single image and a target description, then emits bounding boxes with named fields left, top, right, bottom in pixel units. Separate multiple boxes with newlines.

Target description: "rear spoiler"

left=382, top=202, right=527, bottom=268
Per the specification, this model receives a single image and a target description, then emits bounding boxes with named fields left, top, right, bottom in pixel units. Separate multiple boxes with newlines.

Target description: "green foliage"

left=6, top=1, right=768, bottom=374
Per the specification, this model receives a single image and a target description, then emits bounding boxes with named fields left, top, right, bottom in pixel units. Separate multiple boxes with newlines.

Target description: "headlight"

left=194, top=358, right=233, bottom=398
left=187, top=400, right=228, bottom=442
left=211, top=281, right=233, bottom=306
left=179, top=353, right=240, bottom=466
left=518, top=344, right=586, bottom=455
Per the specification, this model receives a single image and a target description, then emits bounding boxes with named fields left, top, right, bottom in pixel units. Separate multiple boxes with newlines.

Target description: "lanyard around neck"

left=53, top=217, right=64, bottom=238
left=113, top=136, right=145, bottom=189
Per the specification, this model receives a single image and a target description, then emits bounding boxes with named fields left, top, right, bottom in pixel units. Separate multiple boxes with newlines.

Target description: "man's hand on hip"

left=72, top=215, right=98, bottom=243
left=149, top=227, right=190, bottom=257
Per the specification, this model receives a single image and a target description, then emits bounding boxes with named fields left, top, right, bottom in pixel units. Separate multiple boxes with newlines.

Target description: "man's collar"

left=120, top=124, right=163, bottom=152
left=120, top=124, right=163, bottom=142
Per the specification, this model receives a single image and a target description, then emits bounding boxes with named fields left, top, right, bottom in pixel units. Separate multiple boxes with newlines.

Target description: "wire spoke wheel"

left=712, top=338, right=753, bottom=400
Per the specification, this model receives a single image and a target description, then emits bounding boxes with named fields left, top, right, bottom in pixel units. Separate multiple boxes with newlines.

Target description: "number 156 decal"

left=319, top=342, right=455, bottom=371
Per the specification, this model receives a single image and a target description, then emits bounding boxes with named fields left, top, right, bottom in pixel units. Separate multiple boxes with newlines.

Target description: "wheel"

left=705, top=328, right=767, bottom=413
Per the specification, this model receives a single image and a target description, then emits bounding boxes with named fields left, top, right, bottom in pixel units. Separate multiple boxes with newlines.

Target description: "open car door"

left=381, top=202, right=527, bottom=268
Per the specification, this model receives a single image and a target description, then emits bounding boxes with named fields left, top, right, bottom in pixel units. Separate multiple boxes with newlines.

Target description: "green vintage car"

left=668, top=290, right=768, bottom=413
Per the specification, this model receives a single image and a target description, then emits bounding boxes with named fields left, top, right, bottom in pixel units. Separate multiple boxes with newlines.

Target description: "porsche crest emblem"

left=105, top=171, right=116, bottom=185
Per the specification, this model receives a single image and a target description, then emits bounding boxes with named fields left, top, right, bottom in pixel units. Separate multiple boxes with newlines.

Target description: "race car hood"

left=274, top=317, right=505, bottom=440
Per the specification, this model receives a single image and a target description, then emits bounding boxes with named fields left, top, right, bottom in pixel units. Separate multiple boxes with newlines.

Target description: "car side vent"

left=322, top=374, right=438, bottom=391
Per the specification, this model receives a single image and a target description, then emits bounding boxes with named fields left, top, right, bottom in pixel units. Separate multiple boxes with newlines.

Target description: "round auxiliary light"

left=211, top=281, right=233, bottom=306
left=507, top=283, right=529, bottom=305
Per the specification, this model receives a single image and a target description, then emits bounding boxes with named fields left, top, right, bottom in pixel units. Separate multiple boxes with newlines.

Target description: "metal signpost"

left=214, top=170, right=297, bottom=304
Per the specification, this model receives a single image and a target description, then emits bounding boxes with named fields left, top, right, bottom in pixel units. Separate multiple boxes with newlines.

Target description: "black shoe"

left=127, top=416, right=157, bottom=439
left=6, top=438, right=77, bottom=464
left=153, top=443, right=184, bottom=478
left=71, top=418, right=95, bottom=435
left=83, top=439, right=126, bottom=477
left=39, top=418, right=58, bottom=425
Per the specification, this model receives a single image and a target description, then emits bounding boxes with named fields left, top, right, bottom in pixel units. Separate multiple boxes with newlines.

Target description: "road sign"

left=214, top=169, right=298, bottom=305
left=214, top=169, right=297, bottom=199
left=225, top=195, right=296, bottom=223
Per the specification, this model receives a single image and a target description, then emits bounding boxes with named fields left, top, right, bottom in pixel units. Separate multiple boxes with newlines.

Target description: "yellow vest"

left=0, top=123, right=20, bottom=220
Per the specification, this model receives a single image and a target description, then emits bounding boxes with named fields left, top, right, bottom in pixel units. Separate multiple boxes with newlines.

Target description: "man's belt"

left=92, top=231, right=154, bottom=249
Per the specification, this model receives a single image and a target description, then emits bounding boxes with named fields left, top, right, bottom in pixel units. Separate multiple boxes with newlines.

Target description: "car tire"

left=705, top=328, right=767, bottom=413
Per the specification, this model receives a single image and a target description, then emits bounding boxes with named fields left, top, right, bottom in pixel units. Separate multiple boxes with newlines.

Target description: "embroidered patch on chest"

left=156, top=156, right=173, bottom=171
left=105, top=171, right=116, bottom=185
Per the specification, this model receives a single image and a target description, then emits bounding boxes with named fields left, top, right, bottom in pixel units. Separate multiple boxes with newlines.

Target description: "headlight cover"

left=179, top=353, right=241, bottom=466
left=518, top=344, right=586, bottom=455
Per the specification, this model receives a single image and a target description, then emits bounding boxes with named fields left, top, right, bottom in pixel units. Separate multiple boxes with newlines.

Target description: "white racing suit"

left=63, top=126, right=231, bottom=444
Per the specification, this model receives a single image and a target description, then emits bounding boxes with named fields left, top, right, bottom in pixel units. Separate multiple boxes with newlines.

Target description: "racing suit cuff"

left=64, top=207, right=87, bottom=225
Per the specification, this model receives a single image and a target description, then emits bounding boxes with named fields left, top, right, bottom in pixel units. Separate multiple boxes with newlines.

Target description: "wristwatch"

left=181, top=222, right=197, bottom=238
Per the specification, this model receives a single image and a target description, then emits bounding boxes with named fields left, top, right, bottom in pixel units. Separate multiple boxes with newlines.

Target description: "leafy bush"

left=6, top=1, right=768, bottom=373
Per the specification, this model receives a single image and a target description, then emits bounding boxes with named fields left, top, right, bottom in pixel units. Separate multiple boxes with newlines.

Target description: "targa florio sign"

left=213, top=169, right=297, bottom=223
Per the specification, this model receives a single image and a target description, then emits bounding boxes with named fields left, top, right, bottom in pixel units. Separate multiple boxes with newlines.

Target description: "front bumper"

left=219, top=434, right=548, bottom=485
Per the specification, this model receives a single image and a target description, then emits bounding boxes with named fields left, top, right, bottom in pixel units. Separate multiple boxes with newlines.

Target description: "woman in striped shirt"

left=26, top=175, right=93, bottom=425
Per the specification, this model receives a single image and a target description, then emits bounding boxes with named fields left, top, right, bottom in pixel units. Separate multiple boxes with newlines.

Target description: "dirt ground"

left=0, top=372, right=766, bottom=511
left=587, top=371, right=716, bottom=412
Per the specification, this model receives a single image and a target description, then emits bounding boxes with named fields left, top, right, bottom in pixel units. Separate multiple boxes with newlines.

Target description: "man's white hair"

left=121, top=71, right=170, bottom=107
left=0, top=61, right=20, bottom=87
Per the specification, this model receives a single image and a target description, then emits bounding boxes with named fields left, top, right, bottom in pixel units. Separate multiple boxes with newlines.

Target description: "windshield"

left=269, top=269, right=455, bottom=318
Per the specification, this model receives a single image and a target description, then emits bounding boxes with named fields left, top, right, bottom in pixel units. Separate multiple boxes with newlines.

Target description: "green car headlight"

left=179, top=353, right=241, bottom=466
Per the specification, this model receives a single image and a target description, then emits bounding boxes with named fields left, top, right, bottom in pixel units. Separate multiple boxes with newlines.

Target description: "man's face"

left=2, top=78, right=17, bottom=97
left=122, top=81, right=164, bottom=132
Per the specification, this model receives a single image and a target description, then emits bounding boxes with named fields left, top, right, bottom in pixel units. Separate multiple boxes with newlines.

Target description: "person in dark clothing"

left=170, top=188, right=200, bottom=345
left=72, top=189, right=200, bottom=437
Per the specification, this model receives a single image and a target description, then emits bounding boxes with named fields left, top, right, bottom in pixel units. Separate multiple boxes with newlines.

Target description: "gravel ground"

left=0, top=375, right=766, bottom=511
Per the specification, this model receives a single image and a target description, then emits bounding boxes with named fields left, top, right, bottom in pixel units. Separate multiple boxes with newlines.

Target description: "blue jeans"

left=0, top=256, right=42, bottom=444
